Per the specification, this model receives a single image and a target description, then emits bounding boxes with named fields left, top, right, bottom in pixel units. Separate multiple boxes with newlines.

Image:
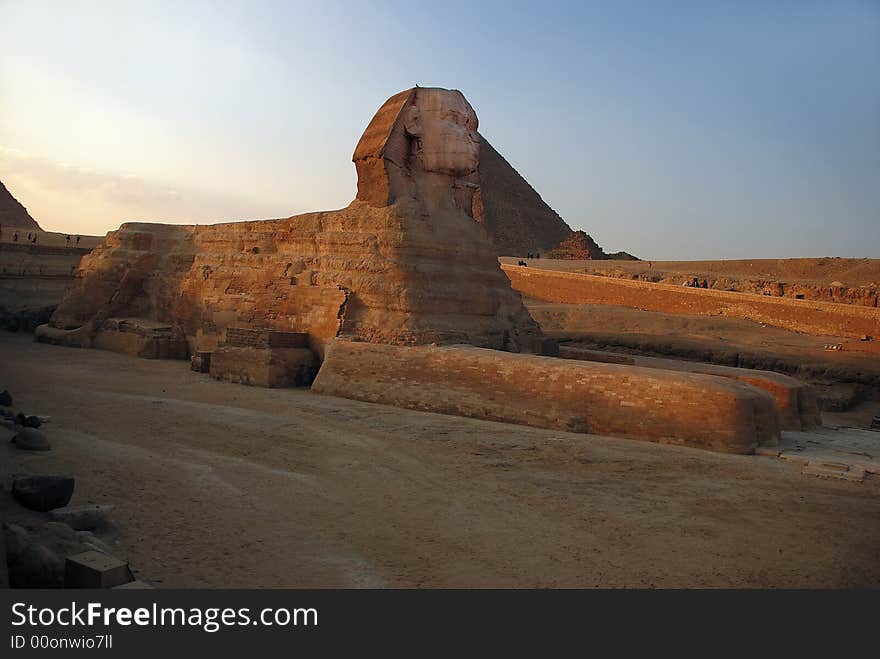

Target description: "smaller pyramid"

left=0, top=180, right=41, bottom=230
left=545, top=230, right=639, bottom=261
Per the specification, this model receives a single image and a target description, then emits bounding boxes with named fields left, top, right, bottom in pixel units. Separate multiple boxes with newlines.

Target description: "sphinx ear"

left=403, top=106, right=422, bottom=137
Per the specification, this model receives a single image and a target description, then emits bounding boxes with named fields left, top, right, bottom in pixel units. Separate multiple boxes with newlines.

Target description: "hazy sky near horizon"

left=1, top=0, right=877, bottom=259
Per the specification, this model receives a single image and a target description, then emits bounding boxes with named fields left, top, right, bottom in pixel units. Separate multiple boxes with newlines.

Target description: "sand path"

left=2, top=333, right=878, bottom=587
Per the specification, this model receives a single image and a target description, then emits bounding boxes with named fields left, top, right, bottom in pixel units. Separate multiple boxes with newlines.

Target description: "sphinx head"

left=352, top=87, right=481, bottom=214
left=401, top=88, right=479, bottom=177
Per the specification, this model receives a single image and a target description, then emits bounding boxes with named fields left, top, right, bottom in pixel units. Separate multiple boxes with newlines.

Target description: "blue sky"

left=1, top=0, right=877, bottom=259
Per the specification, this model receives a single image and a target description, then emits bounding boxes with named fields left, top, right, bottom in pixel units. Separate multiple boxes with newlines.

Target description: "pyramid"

left=474, top=137, right=572, bottom=256
left=0, top=180, right=40, bottom=230
left=545, top=230, right=639, bottom=260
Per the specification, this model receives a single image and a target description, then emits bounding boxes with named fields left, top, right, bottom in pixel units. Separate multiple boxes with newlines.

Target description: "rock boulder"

left=12, top=476, right=75, bottom=512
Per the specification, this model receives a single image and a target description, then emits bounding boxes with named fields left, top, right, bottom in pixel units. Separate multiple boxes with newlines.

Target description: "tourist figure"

left=66, top=235, right=71, bottom=246
left=76, top=235, right=81, bottom=246
left=12, top=231, right=18, bottom=242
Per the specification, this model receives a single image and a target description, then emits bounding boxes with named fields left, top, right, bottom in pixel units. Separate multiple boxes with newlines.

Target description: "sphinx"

left=43, top=87, right=542, bottom=359
left=38, top=87, right=788, bottom=453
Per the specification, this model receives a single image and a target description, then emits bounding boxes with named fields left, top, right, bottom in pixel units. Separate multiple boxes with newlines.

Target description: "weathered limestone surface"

left=559, top=346, right=820, bottom=430
left=313, top=340, right=780, bottom=454
left=93, top=318, right=188, bottom=359
left=47, top=88, right=541, bottom=357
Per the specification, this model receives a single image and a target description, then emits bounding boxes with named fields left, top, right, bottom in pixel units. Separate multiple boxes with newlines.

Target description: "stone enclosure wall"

left=0, top=242, right=89, bottom=331
left=313, top=340, right=780, bottom=454
left=503, top=265, right=879, bottom=339
left=559, top=346, right=820, bottom=431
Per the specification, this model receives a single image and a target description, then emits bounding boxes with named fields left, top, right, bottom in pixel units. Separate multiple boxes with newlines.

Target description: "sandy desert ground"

left=530, top=300, right=879, bottom=366
left=501, top=256, right=880, bottom=288
left=2, top=332, right=879, bottom=588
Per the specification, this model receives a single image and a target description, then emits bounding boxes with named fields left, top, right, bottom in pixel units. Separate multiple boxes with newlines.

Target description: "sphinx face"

left=403, top=88, right=479, bottom=177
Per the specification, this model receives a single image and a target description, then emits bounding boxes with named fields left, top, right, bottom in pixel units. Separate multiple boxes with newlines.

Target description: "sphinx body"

left=47, top=88, right=541, bottom=357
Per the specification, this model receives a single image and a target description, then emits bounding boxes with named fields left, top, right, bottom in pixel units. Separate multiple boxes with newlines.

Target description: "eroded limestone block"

left=210, top=346, right=316, bottom=388
left=93, top=318, right=189, bottom=359
left=34, top=322, right=93, bottom=348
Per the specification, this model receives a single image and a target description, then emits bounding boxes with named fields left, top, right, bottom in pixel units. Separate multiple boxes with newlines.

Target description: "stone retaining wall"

left=503, top=265, right=879, bottom=339
left=559, top=346, right=820, bottom=430
left=313, top=340, right=781, bottom=454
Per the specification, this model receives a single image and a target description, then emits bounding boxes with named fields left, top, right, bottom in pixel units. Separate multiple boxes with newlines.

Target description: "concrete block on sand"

left=65, top=551, right=133, bottom=589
